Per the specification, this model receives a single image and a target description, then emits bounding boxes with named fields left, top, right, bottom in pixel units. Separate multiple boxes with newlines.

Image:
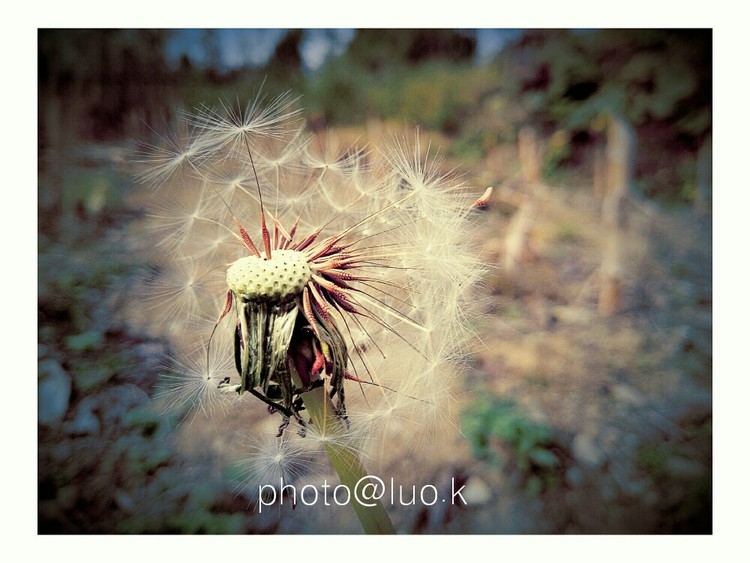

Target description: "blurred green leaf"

left=65, top=331, right=104, bottom=352
left=462, top=394, right=565, bottom=496
left=528, top=446, right=559, bottom=468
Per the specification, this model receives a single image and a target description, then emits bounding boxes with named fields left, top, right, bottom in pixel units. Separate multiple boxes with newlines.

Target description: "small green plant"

left=462, top=395, right=562, bottom=496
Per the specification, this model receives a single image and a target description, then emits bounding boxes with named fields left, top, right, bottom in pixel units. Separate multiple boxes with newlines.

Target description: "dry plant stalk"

left=593, top=145, right=607, bottom=200
left=518, top=126, right=542, bottom=186
left=504, top=126, right=542, bottom=273
left=598, top=115, right=635, bottom=316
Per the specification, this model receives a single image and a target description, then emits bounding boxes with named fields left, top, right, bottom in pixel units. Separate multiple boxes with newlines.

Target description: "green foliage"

left=65, top=331, right=104, bottom=353
left=450, top=129, right=498, bottom=162
left=304, top=30, right=487, bottom=131
left=305, top=59, right=375, bottom=124
left=506, top=30, right=710, bottom=135
left=344, top=29, right=476, bottom=71
left=309, top=60, right=493, bottom=132
left=462, top=395, right=562, bottom=495
left=387, top=64, right=472, bottom=132
left=542, top=130, right=574, bottom=179
left=59, top=167, right=124, bottom=216
left=500, top=30, right=710, bottom=202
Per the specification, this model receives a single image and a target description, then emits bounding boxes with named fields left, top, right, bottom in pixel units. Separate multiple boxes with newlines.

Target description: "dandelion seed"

left=383, top=134, right=470, bottom=222
left=144, top=182, right=224, bottom=254
left=143, top=255, right=226, bottom=335
left=231, top=421, right=320, bottom=496
left=305, top=132, right=367, bottom=175
left=187, top=92, right=303, bottom=157
left=133, top=120, right=207, bottom=189
left=155, top=338, right=236, bottom=421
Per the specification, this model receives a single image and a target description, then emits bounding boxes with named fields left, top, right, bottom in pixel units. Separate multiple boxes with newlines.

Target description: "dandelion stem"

left=298, top=383, right=397, bottom=534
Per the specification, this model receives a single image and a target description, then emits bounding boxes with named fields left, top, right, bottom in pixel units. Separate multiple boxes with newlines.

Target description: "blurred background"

left=38, top=28, right=711, bottom=533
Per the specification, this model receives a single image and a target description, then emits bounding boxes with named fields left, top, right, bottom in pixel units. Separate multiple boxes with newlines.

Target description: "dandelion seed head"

left=132, top=90, right=488, bottom=480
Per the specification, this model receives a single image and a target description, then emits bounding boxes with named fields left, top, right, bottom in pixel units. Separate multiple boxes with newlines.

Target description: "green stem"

left=301, top=386, right=396, bottom=534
